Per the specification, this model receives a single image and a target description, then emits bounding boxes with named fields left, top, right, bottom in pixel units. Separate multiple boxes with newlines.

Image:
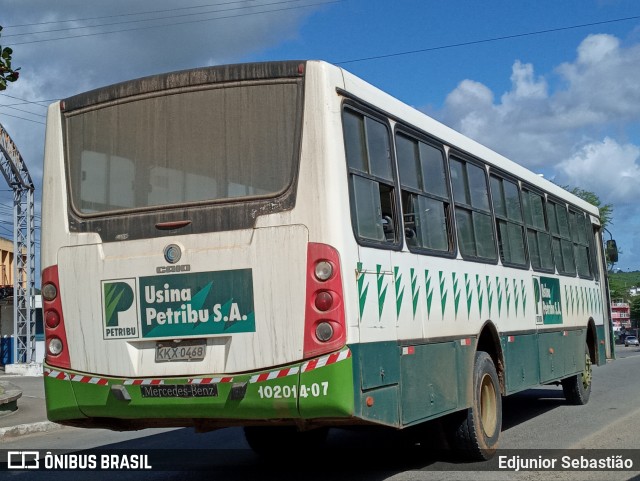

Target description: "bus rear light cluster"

left=42, top=265, right=71, bottom=369
left=303, top=243, right=346, bottom=359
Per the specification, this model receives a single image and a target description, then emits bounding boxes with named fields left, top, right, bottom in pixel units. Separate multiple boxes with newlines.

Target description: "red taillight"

left=45, top=310, right=60, bottom=329
left=303, top=243, right=346, bottom=359
left=42, top=265, right=71, bottom=369
left=314, top=291, right=334, bottom=312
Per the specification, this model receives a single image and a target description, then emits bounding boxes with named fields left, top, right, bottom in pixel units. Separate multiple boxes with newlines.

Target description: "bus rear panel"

left=42, top=61, right=356, bottom=430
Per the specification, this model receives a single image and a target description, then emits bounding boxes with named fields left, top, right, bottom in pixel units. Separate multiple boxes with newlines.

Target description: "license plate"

left=155, top=339, right=206, bottom=362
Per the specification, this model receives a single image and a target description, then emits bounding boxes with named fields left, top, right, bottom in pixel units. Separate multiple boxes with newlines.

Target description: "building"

left=0, top=236, right=38, bottom=365
left=611, top=299, right=631, bottom=338
left=0, top=236, right=24, bottom=289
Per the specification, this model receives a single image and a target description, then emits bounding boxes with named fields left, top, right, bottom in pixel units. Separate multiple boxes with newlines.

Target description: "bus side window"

left=449, top=156, right=496, bottom=261
left=395, top=131, right=452, bottom=253
left=522, top=188, right=555, bottom=272
left=489, top=175, right=527, bottom=268
left=571, top=210, right=593, bottom=278
left=343, top=108, right=398, bottom=245
left=547, top=200, right=576, bottom=276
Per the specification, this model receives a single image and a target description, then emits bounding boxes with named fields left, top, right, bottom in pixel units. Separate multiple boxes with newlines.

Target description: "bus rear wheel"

left=244, top=426, right=328, bottom=455
left=448, top=351, right=502, bottom=461
left=561, top=344, right=592, bottom=405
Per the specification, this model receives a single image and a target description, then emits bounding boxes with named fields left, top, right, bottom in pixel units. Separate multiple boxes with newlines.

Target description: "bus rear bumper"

left=43, top=347, right=355, bottom=429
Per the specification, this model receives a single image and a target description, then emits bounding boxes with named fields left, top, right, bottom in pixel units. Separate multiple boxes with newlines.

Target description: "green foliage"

left=607, top=271, right=640, bottom=301
left=630, top=296, right=640, bottom=323
left=563, top=186, right=613, bottom=231
left=0, top=26, right=20, bottom=91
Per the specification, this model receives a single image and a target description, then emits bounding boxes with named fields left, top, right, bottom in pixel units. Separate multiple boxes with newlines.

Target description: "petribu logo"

left=102, top=279, right=138, bottom=339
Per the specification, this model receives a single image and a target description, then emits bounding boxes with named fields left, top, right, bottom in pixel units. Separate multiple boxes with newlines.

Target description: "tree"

left=0, top=26, right=20, bottom=91
left=563, top=186, right=613, bottom=231
left=630, top=296, right=640, bottom=327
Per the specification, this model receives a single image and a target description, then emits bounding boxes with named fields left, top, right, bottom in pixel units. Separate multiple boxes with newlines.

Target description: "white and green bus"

left=41, top=60, right=614, bottom=460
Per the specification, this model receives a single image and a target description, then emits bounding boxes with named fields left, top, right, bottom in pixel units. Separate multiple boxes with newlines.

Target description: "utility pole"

left=0, top=121, right=36, bottom=364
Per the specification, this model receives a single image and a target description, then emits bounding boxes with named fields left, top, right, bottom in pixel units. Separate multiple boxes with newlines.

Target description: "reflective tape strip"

left=69, top=374, right=108, bottom=386
left=250, top=366, right=300, bottom=384
left=44, top=348, right=353, bottom=388
left=189, top=377, right=234, bottom=385
left=44, top=368, right=107, bottom=385
left=123, top=379, right=165, bottom=386
left=301, top=348, right=351, bottom=373
left=43, top=368, right=69, bottom=381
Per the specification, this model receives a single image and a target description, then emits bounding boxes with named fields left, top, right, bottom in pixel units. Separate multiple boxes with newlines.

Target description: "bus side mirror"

left=606, top=239, right=619, bottom=263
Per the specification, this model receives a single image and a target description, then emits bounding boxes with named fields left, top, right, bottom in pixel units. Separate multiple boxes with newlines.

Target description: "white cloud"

left=504, top=60, right=548, bottom=101
left=441, top=79, right=495, bottom=139
left=437, top=33, right=640, bottom=170
left=439, top=59, right=566, bottom=168
left=3, top=1, right=322, bottom=95
left=554, top=34, right=640, bottom=122
left=556, top=138, right=640, bottom=205
left=434, top=32, right=640, bottom=269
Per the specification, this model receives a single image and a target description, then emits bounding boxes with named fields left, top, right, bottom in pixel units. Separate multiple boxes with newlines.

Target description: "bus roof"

left=59, top=59, right=599, bottom=218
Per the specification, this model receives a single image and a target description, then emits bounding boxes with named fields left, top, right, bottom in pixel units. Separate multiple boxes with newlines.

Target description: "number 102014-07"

left=257, top=382, right=329, bottom=399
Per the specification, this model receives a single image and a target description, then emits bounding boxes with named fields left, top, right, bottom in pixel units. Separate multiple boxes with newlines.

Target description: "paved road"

left=2, top=344, right=639, bottom=481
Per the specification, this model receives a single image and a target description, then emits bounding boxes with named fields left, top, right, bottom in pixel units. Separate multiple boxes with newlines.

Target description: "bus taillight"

left=314, top=291, right=333, bottom=311
left=304, top=243, right=346, bottom=359
left=45, top=310, right=60, bottom=328
left=42, top=265, right=71, bottom=369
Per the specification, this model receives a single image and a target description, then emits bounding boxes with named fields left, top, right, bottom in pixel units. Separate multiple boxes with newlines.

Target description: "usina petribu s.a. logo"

left=101, top=269, right=256, bottom=340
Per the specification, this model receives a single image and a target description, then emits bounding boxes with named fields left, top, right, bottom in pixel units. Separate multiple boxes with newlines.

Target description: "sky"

left=2, top=0, right=640, bottom=285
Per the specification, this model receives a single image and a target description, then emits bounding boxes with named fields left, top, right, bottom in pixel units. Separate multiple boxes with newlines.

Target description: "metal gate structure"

left=0, top=121, right=36, bottom=364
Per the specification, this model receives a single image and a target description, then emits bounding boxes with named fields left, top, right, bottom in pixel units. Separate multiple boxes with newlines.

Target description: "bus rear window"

left=65, top=81, right=300, bottom=214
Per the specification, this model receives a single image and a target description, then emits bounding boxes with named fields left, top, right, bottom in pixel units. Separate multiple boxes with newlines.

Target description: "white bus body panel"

left=55, top=225, right=308, bottom=377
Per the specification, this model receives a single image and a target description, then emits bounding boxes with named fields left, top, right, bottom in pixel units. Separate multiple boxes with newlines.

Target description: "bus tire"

left=243, top=426, right=328, bottom=455
left=561, top=344, right=592, bottom=405
left=449, top=351, right=502, bottom=461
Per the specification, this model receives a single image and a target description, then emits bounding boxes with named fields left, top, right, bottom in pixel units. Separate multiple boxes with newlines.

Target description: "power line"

left=5, top=0, right=252, bottom=28
left=0, top=101, right=51, bottom=108
left=0, top=112, right=45, bottom=125
left=0, top=93, right=53, bottom=108
left=9, top=1, right=338, bottom=46
left=4, top=0, right=305, bottom=37
left=0, top=105, right=46, bottom=118
left=335, top=14, right=640, bottom=64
